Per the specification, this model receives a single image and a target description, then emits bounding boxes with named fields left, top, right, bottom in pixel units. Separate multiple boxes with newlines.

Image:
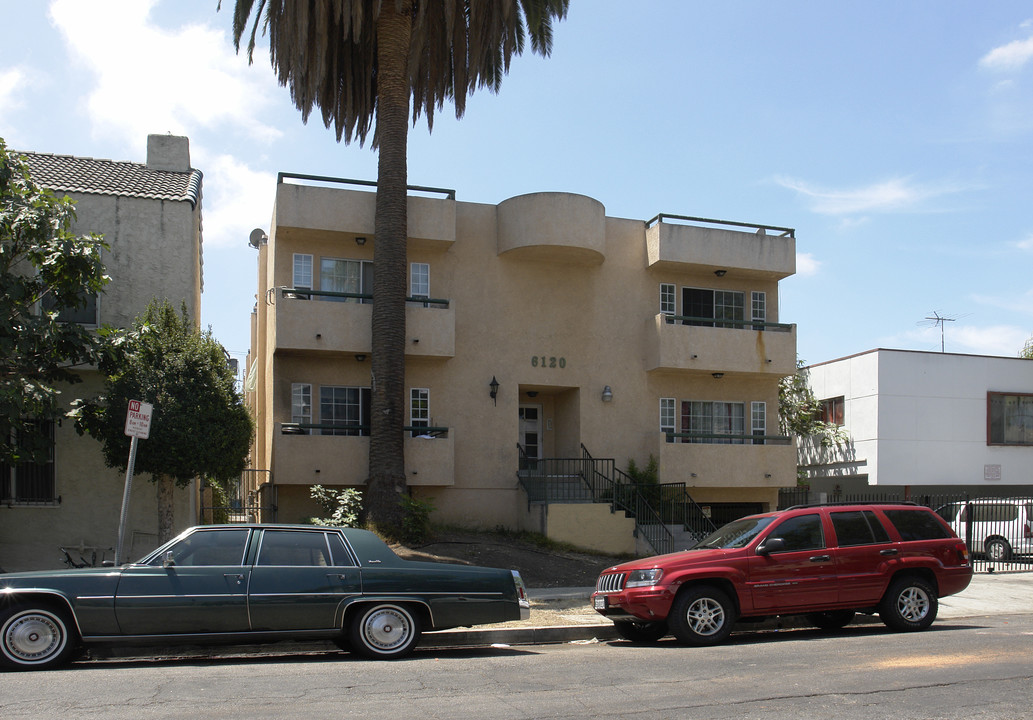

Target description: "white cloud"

left=1015, top=233, right=1033, bottom=251
left=775, top=175, right=969, bottom=216
left=48, top=0, right=282, bottom=153
left=0, top=67, right=29, bottom=124
left=980, top=34, right=1033, bottom=72
left=193, top=151, right=277, bottom=250
left=795, top=252, right=820, bottom=277
left=886, top=323, right=1028, bottom=356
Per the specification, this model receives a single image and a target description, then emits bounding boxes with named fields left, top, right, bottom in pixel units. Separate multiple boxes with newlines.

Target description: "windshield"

left=693, top=515, right=776, bottom=550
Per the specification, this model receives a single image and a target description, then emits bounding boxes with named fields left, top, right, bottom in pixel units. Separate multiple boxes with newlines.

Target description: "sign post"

left=115, top=400, right=153, bottom=566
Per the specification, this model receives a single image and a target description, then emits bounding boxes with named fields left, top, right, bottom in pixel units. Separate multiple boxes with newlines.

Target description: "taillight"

left=956, top=542, right=970, bottom=565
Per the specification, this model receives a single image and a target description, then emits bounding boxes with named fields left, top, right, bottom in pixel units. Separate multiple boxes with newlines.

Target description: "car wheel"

left=0, top=603, right=77, bottom=671
left=985, top=538, right=1012, bottom=562
left=614, top=620, right=667, bottom=643
left=667, top=585, right=736, bottom=646
left=349, top=603, right=421, bottom=660
left=879, top=576, right=938, bottom=632
left=805, top=610, right=855, bottom=630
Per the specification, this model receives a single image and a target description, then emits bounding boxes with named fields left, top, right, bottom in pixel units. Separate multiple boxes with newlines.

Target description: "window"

left=152, top=529, right=250, bottom=567
left=410, top=388, right=430, bottom=437
left=1, top=420, right=56, bottom=504
left=682, top=288, right=744, bottom=328
left=681, top=401, right=745, bottom=444
left=831, top=510, right=890, bottom=546
left=660, top=284, right=676, bottom=316
left=293, top=254, right=313, bottom=290
left=320, top=386, right=371, bottom=436
left=410, top=263, right=430, bottom=298
left=819, top=396, right=845, bottom=426
left=43, top=293, right=98, bottom=325
left=751, top=401, right=766, bottom=445
left=660, top=398, right=676, bottom=440
left=320, top=258, right=373, bottom=303
left=988, top=392, right=1033, bottom=446
left=291, top=383, right=312, bottom=433
left=769, top=514, right=824, bottom=552
left=257, top=530, right=332, bottom=566
left=883, top=509, right=951, bottom=541
left=751, top=291, right=766, bottom=330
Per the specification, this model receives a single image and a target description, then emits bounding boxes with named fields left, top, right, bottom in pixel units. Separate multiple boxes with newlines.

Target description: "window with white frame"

left=410, top=263, right=430, bottom=299
left=751, top=401, right=766, bottom=445
left=0, top=420, right=56, bottom=504
left=988, top=392, right=1033, bottom=446
left=320, top=386, right=371, bottom=436
left=751, top=291, right=766, bottom=330
left=293, top=254, right=313, bottom=290
left=43, top=292, right=98, bottom=325
left=681, top=401, right=745, bottom=444
left=410, top=388, right=430, bottom=437
left=660, top=398, right=676, bottom=440
left=682, top=288, right=745, bottom=328
left=291, top=383, right=311, bottom=433
left=660, top=284, right=676, bottom=316
left=320, top=258, right=373, bottom=303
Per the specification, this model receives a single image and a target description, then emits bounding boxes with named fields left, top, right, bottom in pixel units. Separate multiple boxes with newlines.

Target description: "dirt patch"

left=392, top=529, right=625, bottom=589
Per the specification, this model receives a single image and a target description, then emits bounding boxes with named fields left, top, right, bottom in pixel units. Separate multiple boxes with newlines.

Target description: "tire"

left=879, top=576, right=938, bottom=632
left=805, top=610, right=856, bottom=630
left=985, top=538, right=1012, bottom=562
left=348, top=603, right=421, bottom=660
left=667, top=585, right=736, bottom=646
left=614, top=620, right=668, bottom=643
left=0, top=603, right=78, bottom=671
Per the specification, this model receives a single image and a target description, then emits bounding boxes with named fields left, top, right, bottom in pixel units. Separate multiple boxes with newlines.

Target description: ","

left=0, top=524, right=529, bottom=670
left=591, top=503, right=972, bottom=646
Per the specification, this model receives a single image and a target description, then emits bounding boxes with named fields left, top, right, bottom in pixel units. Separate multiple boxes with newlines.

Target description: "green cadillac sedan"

left=0, top=524, right=530, bottom=670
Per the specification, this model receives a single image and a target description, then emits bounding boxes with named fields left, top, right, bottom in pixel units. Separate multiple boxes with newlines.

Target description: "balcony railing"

left=280, top=423, right=449, bottom=437
left=663, top=315, right=793, bottom=332
left=278, top=287, right=450, bottom=308
left=664, top=432, right=793, bottom=445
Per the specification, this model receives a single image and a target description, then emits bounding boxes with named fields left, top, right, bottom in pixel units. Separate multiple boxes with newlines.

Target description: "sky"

left=2, top=0, right=1032, bottom=373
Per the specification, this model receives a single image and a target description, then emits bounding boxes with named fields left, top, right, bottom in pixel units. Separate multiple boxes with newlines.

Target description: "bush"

left=309, top=485, right=363, bottom=528
left=400, top=494, right=435, bottom=545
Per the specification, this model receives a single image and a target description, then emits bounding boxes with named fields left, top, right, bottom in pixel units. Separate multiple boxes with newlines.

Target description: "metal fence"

left=779, top=489, right=1033, bottom=573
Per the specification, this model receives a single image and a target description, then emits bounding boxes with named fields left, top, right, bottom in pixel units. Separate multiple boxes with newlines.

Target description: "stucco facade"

left=1, top=135, right=202, bottom=571
left=800, top=349, right=1033, bottom=495
left=247, top=178, right=799, bottom=549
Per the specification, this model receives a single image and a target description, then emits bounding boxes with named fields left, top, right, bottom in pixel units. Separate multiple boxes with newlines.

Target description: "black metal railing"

left=662, top=314, right=793, bottom=332
left=280, top=423, right=449, bottom=438
left=664, top=432, right=793, bottom=445
left=279, top=286, right=450, bottom=308
left=646, top=213, right=795, bottom=239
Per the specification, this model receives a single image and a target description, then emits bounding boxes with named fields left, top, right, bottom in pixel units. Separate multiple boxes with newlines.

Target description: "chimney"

left=146, top=134, right=191, bottom=172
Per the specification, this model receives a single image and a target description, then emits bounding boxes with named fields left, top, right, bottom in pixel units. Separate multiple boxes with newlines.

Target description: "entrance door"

left=519, top=404, right=542, bottom=469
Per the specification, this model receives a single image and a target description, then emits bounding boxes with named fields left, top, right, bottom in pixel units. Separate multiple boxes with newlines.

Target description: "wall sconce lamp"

left=764, top=473, right=772, bottom=478
left=712, top=372, right=724, bottom=379
left=489, top=376, right=499, bottom=405
left=714, top=269, right=727, bottom=277
left=355, top=236, right=367, bottom=246
left=354, top=354, right=366, bottom=362
left=602, top=385, right=613, bottom=402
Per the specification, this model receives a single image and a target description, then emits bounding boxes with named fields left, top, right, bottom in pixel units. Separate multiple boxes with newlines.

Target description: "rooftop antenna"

left=921, top=311, right=957, bottom=352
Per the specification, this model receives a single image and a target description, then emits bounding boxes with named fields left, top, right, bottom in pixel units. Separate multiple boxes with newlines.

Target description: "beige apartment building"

left=247, top=177, right=798, bottom=553
left=1, top=136, right=201, bottom=571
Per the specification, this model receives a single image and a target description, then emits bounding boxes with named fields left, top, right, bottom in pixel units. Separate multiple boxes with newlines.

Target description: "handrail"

left=280, top=423, right=448, bottom=437
left=277, top=172, right=456, bottom=200
left=646, top=212, right=795, bottom=238
left=664, top=432, right=792, bottom=445
left=279, top=287, right=450, bottom=308
left=662, top=314, right=793, bottom=332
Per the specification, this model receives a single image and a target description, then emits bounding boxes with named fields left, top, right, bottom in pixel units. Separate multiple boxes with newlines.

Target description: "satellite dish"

left=249, top=228, right=267, bottom=248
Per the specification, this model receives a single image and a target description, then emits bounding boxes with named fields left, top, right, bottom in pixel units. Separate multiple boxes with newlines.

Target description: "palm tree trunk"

left=366, top=0, right=412, bottom=533
left=156, top=473, right=175, bottom=543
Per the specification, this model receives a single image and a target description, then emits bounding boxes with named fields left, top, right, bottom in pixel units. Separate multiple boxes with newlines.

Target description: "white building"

left=799, top=349, right=1033, bottom=496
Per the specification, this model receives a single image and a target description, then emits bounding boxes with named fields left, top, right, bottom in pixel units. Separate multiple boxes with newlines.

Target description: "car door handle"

left=327, top=573, right=348, bottom=582
left=809, top=555, right=831, bottom=563
left=880, top=549, right=899, bottom=556
left=224, top=573, right=245, bottom=584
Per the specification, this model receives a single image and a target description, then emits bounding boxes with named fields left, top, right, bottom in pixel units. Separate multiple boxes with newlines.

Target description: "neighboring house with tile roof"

left=1, top=135, right=203, bottom=572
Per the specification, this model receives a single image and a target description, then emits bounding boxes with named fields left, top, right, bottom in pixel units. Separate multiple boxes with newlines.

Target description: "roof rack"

left=785, top=501, right=920, bottom=510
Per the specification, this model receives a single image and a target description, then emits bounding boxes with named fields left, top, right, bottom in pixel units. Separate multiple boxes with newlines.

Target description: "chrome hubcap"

left=4, top=612, right=64, bottom=663
left=686, top=597, right=725, bottom=636
left=897, top=587, right=930, bottom=622
left=362, top=607, right=411, bottom=651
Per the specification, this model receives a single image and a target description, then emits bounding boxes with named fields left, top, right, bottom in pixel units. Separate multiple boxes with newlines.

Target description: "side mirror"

left=162, top=551, right=176, bottom=568
left=757, top=537, right=785, bottom=556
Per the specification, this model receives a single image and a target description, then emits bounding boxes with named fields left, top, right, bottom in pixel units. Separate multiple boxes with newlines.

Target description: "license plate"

left=594, top=596, right=607, bottom=610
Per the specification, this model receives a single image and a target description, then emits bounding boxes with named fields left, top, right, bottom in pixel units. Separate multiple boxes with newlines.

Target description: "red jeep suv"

left=592, top=503, right=972, bottom=645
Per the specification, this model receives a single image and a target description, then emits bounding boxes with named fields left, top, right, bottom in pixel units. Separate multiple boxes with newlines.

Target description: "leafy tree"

left=0, top=137, right=110, bottom=465
left=223, top=0, right=569, bottom=534
left=309, top=484, right=363, bottom=528
left=779, top=359, right=847, bottom=447
left=74, top=300, right=253, bottom=542
left=1021, top=336, right=1033, bottom=359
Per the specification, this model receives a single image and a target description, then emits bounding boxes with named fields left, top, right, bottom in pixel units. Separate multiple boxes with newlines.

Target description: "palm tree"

left=224, top=0, right=569, bottom=532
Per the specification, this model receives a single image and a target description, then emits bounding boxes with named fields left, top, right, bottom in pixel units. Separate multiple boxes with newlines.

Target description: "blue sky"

left=2, top=0, right=1031, bottom=372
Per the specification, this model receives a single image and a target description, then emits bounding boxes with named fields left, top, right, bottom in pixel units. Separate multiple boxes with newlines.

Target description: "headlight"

left=624, top=568, right=663, bottom=588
